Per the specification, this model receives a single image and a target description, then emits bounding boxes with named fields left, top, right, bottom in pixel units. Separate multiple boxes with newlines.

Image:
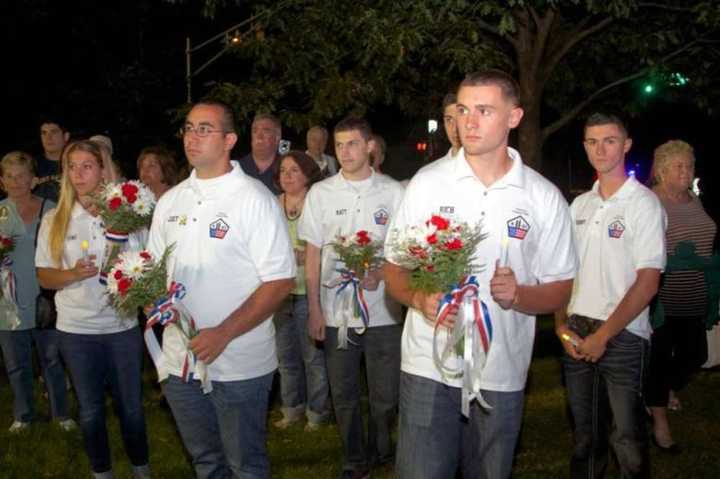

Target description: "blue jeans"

left=163, top=372, right=274, bottom=479
left=0, top=328, right=69, bottom=422
left=564, top=329, right=649, bottom=479
left=395, top=372, right=524, bottom=479
left=324, top=325, right=402, bottom=472
left=58, top=328, right=149, bottom=473
left=273, top=295, right=329, bottom=423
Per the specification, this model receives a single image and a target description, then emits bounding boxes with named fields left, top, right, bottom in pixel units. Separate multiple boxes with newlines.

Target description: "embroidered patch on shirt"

left=0, top=206, right=9, bottom=222
left=507, top=216, right=530, bottom=240
left=373, top=208, right=389, bottom=225
left=209, top=218, right=230, bottom=239
left=608, top=220, right=625, bottom=239
left=179, top=215, right=188, bottom=226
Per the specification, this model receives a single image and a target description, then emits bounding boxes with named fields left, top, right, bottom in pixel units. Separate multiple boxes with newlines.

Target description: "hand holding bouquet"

left=0, top=234, right=18, bottom=330
left=387, top=214, right=492, bottom=415
left=105, top=246, right=210, bottom=392
left=325, top=230, right=383, bottom=349
left=95, top=180, right=155, bottom=284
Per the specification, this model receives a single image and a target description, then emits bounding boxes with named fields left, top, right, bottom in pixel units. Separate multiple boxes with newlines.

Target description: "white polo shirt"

left=385, top=147, right=576, bottom=392
left=297, top=169, right=405, bottom=328
left=567, top=176, right=666, bottom=339
left=147, top=162, right=296, bottom=382
left=35, top=203, right=142, bottom=334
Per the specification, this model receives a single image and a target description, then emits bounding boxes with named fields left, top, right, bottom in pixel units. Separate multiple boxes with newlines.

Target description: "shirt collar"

left=70, top=202, right=94, bottom=220
left=187, top=161, right=244, bottom=198
left=590, top=175, right=638, bottom=202
left=452, top=147, right=525, bottom=188
left=334, top=167, right=378, bottom=191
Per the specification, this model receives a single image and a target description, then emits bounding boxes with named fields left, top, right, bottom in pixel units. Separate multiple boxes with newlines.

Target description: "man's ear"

left=225, top=132, right=238, bottom=152
left=508, top=106, right=524, bottom=129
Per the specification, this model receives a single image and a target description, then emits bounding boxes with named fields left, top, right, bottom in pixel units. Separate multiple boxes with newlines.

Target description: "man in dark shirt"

left=238, top=113, right=282, bottom=194
left=34, top=118, right=70, bottom=201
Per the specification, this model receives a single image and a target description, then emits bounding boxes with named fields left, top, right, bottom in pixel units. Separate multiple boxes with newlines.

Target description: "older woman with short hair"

left=646, top=140, right=717, bottom=452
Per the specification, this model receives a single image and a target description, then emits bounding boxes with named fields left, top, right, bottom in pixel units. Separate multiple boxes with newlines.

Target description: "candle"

left=500, top=236, right=509, bottom=268
left=81, top=240, right=90, bottom=260
left=561, top=333, right=579, bottom=347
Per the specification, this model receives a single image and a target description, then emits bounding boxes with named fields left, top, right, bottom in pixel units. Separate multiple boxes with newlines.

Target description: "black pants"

left=645, top=315, right=708, bottom=407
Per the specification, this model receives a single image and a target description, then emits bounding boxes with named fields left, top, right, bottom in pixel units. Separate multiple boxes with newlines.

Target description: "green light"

left=644, top=84, right=654, bottom=94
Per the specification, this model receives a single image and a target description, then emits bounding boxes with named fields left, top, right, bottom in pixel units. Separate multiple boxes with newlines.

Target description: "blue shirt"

left=237, top=153, right=280, bottom=195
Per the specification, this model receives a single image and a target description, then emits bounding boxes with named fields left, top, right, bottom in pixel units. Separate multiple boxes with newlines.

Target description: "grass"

left=1, top=318, right=719, bottom=478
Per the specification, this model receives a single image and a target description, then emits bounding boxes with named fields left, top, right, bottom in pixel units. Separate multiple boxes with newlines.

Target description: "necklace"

left=283, top=194, right=303, bottom=220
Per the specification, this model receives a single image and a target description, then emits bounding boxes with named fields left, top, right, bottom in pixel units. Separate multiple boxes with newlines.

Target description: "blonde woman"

left=0, top=151, right=74, bottom=433
left=35, top=140, right=150, bottom=479
left=646, top=140, right=717, bottom=452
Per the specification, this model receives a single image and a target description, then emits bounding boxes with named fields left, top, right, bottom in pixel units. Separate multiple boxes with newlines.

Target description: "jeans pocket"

left=608, top=329, right=643, bottom=352
left=400, top=373, right=437, bottom=428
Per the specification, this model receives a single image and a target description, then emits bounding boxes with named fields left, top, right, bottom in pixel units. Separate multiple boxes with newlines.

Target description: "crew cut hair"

left=334, top=117, right=373, bottom=141
left=584, top=112, right=629, bottom=137
left=195, top=99, right=237, bottom=132
left=459, top=70, right=521, bottom=106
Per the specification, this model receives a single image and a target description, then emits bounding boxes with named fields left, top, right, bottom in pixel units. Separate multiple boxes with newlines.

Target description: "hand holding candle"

left=561, top=333, right=579, bottom=348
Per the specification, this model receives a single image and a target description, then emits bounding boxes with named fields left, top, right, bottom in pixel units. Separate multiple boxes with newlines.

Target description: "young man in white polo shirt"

left=555, top=113, right=666, bottom=478
left=298, top=117, right=404, bottom=479
left=147, top=100, right=296, bottom=479
left=384, top=70, right=577, bottom=479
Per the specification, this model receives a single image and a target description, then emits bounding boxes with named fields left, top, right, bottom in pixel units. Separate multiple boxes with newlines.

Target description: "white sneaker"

left=8, top=421, right=30, bottom=433
left=304, top=421, right=321, bottom=432
left=58, top=418, right=78, bottom=431
left=273, top=417, right=300, bottom=429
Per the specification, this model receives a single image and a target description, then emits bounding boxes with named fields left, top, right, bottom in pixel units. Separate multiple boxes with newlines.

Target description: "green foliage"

left=110, top=246, right=174, bottom=318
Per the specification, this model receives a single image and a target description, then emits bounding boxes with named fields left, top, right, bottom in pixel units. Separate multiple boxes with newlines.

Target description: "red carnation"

left=113, top=270, right=123, bottom=280
left=444, top=238, right=463, bottom=250
left=118, top=278, right=132, bottom=296
left=356, top=230, right=371, bottom=246
left=108, top=197, right=122, bottom=210
left=429, top=215, right=450, bottom=231
left=408, top=246, right=427, bottom=259
left=1, top=237, right=12, bottom=247
left=139, top=251, right=152, bottom=261
left=427, top=233, right=438, bottom=245
left=121, top=183, right=139, bottom=199
left=425, top=264, right=435, bottom=272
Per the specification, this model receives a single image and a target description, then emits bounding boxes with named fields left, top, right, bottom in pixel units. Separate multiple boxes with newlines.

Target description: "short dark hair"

left=39, top=116, right=68, bottom=133
left=194, top=99, right=236, bottom=132
left=273, top=150, right=323, bottom=192
left=442, top=93, right=457, bottom=110
left=458, top=70, right=521, bottom=106
left=334, top=117, right=372, bottom=141
left=584, top=112, right=629, bottom=137
left=137, top=145, right=179, bottom=187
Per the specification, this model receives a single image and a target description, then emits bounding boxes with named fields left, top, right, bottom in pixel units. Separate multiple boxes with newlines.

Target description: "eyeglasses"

left=179, top=125, right=227, bottom=137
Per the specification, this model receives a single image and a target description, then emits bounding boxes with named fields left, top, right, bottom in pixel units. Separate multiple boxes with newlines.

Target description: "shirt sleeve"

left=531, top=188, right=577, bottom=283
left=384, top=179, right=420, bottom=266
left=35, top=209, right=57, bottom=268
left=297, top=185, right=324, bottom=248
left=630, top=193, right=667, bottom=271
left=244, top=190, right=296, bottom=282
left=146, top=197, right=167, bottom=261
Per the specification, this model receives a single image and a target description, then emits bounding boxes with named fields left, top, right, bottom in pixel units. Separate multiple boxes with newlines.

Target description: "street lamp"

left=185, top=12, right=269, bottom=103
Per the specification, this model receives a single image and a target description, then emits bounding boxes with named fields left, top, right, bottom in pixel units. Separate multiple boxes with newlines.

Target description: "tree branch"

left=529, top=8, right=557, bottom=80
left=638, top=2, right=696, bottom=13
left=476, top=18, right=519, bottom=49
left=541, top=16, right=614, bottom=86
left=542, top=40, right=702, bottom=139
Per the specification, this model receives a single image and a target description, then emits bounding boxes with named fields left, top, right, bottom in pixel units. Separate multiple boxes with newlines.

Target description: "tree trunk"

left=516, top=98, right=543, bottom=170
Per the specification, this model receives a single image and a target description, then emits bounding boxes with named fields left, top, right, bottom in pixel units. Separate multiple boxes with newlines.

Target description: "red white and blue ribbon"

left=0, top=257, right=19, bottom=330
left=326, top=269, right=370, bottom=349
left=99, top=231, right=130, bottom=285
left=144, top=281, right=211, bottom=393
left=432, top=275, right=493, bottom=417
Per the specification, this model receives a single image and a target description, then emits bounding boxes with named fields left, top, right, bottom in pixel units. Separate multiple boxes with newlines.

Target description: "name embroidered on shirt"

left=336, top=209, right=347, bottom=216
left=209, top=218, right=230, bottom=239
left=576, top=219, right=586, bottom=225
left=507, top=216, right=530, bottom=240
left=168, top=215, right=178, bottom=223
left=373, top=208, right=389, bottom=225
left=608, top=220, right=625, bottom=238
left=439, top=206, right=455, bottom=214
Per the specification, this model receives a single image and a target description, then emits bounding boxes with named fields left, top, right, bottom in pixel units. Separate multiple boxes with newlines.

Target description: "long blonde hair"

left=47, top=140, right=104, bottom=266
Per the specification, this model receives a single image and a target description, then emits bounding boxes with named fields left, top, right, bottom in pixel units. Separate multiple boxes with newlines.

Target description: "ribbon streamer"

left=325, top=269, right=370, bottom=349
left=99, top=231, right=130, bottom=286
left=432, top=275, right=493, bottom=417
left=0, top=257, right=19, bottom=330
left=144, top=281, right=211, bottom=393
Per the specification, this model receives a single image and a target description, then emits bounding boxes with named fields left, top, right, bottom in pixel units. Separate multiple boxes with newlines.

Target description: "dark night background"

left=1, top=0, right=718, bottom=222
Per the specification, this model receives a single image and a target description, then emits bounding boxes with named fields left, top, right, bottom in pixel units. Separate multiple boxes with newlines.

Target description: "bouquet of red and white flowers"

left=325, top=230, right=383, bottom=349
left=387, top=214, right=491, bottom=416
left=106, top=247, right=210, bottom=392
left=0, top=233, right=19, bottom=330
left=96, top=180, right=155, bottom=284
